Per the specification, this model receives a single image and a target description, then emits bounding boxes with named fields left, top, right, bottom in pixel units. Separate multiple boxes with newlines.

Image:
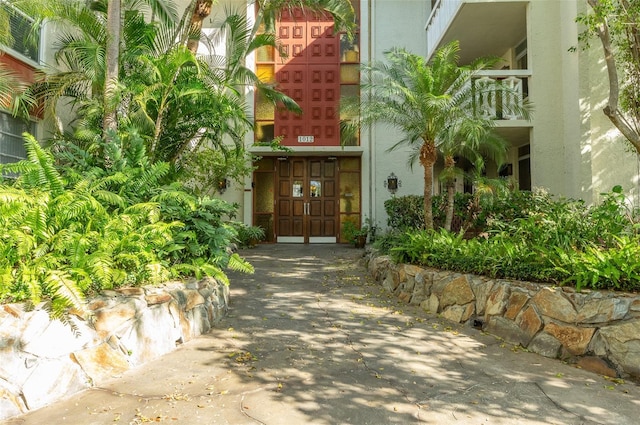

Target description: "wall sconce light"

left=217, top=178, right=228, bottom=194
left=384, top=172, right=401, bottom=195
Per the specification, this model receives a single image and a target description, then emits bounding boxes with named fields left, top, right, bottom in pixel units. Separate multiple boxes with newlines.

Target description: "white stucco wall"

left=366, top=0, right=429, bottom=229
left=582, top=27, right=640, bottom=207
left=528, top=0, right=638, bottom=206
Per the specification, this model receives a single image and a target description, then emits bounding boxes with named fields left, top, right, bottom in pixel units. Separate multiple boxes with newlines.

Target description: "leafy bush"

left=232, top=223, right=266, bottom=248
left=384, top=195, right=425, bottom=230
left=379, top=186, right=640, bottom=292
left=385, top=193, right=473, bottom=232
left=0, top=134, right=253, bottom=320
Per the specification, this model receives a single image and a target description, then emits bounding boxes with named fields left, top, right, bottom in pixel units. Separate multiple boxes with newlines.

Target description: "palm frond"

left=226, top=252, right=255, bottom=274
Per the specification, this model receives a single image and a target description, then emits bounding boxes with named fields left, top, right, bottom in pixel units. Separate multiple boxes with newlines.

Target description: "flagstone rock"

left=118, top=304, right=180, bottom=366
left=486, top=316, right=524, bottom=346
left=399, top=274, right=416, bottom=295
left=92, top=297, right=146, bottom=333
left=398, top=291, right=412, bottom=303
left=594, top=320, right=640, bottom=377
left=71, top=342, right=131, bottom=385
left=527, top=332, right=562, bottom=358
left=505, top=289, right=530, bottom=320
left=416, top=269, right=435, bottom=297
left=22, top=317, right=94, bottom=358
left=116, top=287, right=145, bottom=296
left=382, top=270, right=399, bottom=293
left=484, top=282, right=510, bottom=319
left=145, top=292, right=172, bottom=305
left=515, top=306, right=543, bottom=346
left=576, top=296, right=630, bottom=324
left=532, top=288, right=577, bottom=322
left=469, top=276, right=493, bottom=316
left=421, top=294, right=440, bottom=314
left=21, top=358, right=88, bottom=410
left=0, top=379, right=25, bottom=417
left=367, top=255, right=391, bottom=281
left=410, top=279, right=427, bottom=305
left=440, top=275, right=475, bottom=309
left=544, top=322, right=595, bottom=355
left=576, top=356, right=618, bottom=377
left=441, top=303, right=475, bottom=324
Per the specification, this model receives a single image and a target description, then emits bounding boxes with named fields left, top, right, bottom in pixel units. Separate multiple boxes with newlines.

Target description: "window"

left=0, top=111, right=33, bottom=164
left=339, top=0, right=360, bottom=146
left=1, top=1, right=41, bottom=62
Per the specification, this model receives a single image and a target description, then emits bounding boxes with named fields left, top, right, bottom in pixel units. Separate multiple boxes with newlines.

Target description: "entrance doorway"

left=276, top=157, right=337, bottom=243
left=252, top=156, right=362, bottom=244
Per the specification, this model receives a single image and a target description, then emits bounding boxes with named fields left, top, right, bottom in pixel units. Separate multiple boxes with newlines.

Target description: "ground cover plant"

left=377, top=186, right=640, bottom=292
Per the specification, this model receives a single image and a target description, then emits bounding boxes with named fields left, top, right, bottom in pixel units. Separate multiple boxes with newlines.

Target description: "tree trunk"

left=103, top=0, right=121, bottom=140
left=443, top=155, right=456, bottom=232
left=587, top=0, right=640, bottom=153
left=419, top=140, right=437, bottom=230
left=186, top=0, right=213, bottom=53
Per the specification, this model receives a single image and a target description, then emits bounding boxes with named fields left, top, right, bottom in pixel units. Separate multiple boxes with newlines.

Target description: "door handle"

left=304, top=202, right=309, bottom=215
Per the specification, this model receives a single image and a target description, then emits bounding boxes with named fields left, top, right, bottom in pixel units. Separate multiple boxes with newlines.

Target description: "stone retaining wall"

left=0, top=277, right=229, bottom=420
left=366, top=252, right=640, bottom=380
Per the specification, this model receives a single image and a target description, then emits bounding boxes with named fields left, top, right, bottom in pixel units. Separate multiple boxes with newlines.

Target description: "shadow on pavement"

left=3, top=244, right=639, bottom=424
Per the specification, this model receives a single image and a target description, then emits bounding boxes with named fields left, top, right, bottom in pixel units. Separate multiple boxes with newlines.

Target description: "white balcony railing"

left=425, top=0, right=463, bottom=59
left=469, top=70, right=531, bottom=121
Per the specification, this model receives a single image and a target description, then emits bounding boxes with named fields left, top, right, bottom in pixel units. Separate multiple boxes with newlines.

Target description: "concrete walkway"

left=3, top=244, right=640, bottom=425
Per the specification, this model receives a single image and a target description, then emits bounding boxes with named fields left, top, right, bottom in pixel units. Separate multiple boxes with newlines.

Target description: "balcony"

left=425, top=1, right=526, bottom=64
left=471, top=70, right=531, bottom=123
left=425, top=0, right=463, bottom=60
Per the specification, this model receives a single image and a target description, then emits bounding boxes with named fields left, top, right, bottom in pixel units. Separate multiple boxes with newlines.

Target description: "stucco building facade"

left=1, top=0, right=638, bottom=243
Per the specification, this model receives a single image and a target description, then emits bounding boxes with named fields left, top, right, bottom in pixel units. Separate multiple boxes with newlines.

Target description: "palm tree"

left=437, top=131, right=507, bottom=231
left=103, top=0, right=121, bottom=139
left=348, top=41, right=529, bottom=230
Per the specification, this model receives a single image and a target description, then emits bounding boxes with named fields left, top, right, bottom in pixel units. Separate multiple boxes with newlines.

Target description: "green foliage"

left=232, top=223, right=266, bottom=248
left=384, top=193, right=473, bottom=232
left=384, top=195, right=426, bottom=230
left=381, top=186, right=640, bottom=291
left=342, top=220, right=368, bottom=245
left=178, top=147, right=255, bottom=197
left=0, top=133, right=253, bottom=317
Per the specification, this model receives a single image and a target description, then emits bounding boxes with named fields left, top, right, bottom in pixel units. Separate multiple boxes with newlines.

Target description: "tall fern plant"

left=0, top=134, right=86, bottom=321
left=1, top=133, right=254, bottom=324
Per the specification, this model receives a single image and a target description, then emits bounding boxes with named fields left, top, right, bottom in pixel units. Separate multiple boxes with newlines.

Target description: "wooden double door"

left=276, top=157, right=338, bottom=243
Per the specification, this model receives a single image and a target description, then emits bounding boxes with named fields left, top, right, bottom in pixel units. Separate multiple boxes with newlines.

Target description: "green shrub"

left=384, top=193, right=474, bottom=232
left=384, top=195, right=425, bottom=230
left=0, top=134, right=253, bottom=320
left=232, top=223, right=266, bottom=248
left=382, top=186, right=640, bottom=292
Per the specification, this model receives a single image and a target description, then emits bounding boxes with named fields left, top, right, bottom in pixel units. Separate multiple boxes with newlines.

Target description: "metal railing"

left=425, top=0, right=463, bottom=59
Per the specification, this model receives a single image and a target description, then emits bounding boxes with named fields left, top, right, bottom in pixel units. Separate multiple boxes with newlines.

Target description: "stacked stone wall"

left=0, top=277, right=229, bottom=420
left=366, top=253, right=640, bottom=380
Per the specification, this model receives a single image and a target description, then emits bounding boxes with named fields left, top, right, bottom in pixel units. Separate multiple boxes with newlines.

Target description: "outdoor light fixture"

left=384, top=172, right=401, bottom=195
left=217, top=178, right=229, bottom=194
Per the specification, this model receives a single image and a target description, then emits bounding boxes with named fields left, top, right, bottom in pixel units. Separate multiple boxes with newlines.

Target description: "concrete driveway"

left=3, top=244, right=640, bottom=424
